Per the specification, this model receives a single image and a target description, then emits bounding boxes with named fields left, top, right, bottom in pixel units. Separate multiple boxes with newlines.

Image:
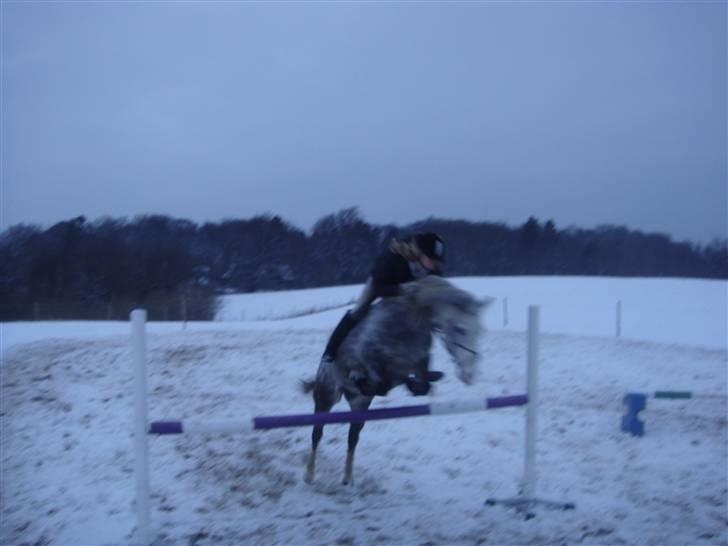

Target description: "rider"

left=320, top=232, right=446, bottom=396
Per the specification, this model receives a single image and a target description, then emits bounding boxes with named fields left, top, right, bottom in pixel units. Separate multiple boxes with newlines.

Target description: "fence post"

left=523, top=305, right=539, bottom=498
left=132, top=310, right=151, bottom=544
left=181, top=295, right=187, bottom=330
left=616, top=300, right=622, bottom=338
left=503, top=298, right=509, bottom=327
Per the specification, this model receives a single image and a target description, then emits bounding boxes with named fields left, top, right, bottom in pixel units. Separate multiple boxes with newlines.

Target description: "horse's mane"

left=402, top=276, right=479, bottom=315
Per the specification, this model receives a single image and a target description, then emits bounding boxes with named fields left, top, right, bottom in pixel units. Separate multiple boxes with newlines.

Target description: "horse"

left=302, top=275, right=492, bottom=485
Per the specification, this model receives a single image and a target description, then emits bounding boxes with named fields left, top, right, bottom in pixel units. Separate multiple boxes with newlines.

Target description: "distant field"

left=216, top=276, right=727, bottom=350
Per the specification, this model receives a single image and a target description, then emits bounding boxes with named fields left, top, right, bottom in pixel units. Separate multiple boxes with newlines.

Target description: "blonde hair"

left=389, top=237, right=421, bottom=261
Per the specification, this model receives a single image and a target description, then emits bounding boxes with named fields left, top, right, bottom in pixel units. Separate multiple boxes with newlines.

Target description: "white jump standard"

left=484, top=306, right=575, bottom=518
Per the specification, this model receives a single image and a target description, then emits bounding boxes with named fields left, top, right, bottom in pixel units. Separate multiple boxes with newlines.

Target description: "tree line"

left=1, top=208, right=725, bottom=321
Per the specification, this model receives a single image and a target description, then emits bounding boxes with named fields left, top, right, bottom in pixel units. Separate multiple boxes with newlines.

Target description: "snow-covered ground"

left=1, top=277, right=726, bottom=545
left=215, top=276, right=728, bottom=350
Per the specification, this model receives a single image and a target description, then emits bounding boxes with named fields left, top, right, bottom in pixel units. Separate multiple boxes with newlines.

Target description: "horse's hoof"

left=303, top=471, right=314, bottom=484
left=427, top=371, right=444, bottom=382
left=406, top=379, right=431, bottom=396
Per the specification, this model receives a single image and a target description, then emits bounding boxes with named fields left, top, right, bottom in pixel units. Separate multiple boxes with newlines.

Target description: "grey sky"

left=2, top=1, right=726, bottom=245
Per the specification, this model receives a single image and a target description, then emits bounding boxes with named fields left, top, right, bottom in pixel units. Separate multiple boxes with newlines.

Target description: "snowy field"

left=1, top=277, right=726, bottom=546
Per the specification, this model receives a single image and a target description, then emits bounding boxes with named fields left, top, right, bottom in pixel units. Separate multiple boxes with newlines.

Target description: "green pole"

left=654, top=391, right=692, bottom=399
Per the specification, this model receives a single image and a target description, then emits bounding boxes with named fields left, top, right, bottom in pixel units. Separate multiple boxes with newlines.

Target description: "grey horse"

left=302, top=275, right=492, bottom=485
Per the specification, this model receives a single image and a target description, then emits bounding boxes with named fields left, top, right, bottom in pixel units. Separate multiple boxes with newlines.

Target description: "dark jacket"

left=370, top=250, right=413, bottom=297
left=370, top=249, right=441, bottom=298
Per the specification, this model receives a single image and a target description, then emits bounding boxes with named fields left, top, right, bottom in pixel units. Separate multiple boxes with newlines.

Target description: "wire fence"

left=0, top=296, right=219, bottom=322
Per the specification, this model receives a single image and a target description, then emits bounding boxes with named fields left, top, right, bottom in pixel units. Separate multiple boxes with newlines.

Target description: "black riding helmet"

left=414, top=232, right=445, bottom=263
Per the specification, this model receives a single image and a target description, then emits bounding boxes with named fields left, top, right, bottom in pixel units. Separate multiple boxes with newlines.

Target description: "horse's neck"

left=429, top=300, right=458, bottom=330
left=385, top=297, right=433, bottom=328
left=414, top=280, right=472, bottom=327
left=364, top=299, right=433, bottom=349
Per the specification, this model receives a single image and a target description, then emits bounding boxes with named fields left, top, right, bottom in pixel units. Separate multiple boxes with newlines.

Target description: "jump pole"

left=485, top=305, right=575, bottom=518
left=148, top=394, right=529, bottom=434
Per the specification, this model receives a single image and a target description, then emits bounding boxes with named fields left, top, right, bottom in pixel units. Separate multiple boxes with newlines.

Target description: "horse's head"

left=402, top=277, right=494, bottom=385
left=438, top=296, right=494, bottom=384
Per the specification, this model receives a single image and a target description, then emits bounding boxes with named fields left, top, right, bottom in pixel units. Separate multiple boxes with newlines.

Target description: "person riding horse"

left=321, top=232, right=446, bottom=396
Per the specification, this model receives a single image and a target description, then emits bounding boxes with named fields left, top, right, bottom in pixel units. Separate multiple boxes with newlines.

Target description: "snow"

left=215, top=276, right=728, bottom=350
left=1, top=277, right=726, bottom=546
left=215, top=284, right=362, bottom=322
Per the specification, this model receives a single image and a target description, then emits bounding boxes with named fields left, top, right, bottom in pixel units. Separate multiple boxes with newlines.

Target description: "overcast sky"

left=2, top=1, right=726, bottom=244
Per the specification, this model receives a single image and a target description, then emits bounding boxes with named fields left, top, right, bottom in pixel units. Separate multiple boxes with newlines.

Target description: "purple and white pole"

left=147, top=394, right=529, bottom=435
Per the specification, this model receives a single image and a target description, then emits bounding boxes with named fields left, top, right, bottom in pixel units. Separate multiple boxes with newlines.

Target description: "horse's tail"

left=300, top=378, right=316, bottom=394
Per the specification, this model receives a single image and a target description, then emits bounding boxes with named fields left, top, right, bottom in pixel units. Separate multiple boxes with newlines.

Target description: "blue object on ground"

left=621, top=393, right=647, bottom=437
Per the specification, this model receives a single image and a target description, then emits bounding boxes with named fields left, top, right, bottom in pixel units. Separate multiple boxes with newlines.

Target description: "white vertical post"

left=616, top=300, right=622, bottom=338
left=132, top=309, right=151, bottom=545
left=503, top=297, right=509, bottom=327
left=181, top=295, right=188, bottom=330
left=523, top=305, right=539, bottom=498
left=486, top=304, right=573, bottom=515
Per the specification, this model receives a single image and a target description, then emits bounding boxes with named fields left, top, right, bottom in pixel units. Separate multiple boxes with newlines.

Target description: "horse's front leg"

left=343, top=391, right=372, bottom=485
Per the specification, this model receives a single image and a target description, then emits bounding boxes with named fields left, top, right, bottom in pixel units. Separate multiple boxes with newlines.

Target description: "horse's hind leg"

left=342, top=391, right=373, bottom=485
left=304, top=382, right=336, bottom=484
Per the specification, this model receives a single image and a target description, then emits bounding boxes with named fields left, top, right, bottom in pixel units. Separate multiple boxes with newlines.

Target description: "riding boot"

left=426, top=371, right=444, bottom=382
left=322, top=311, right=358, bottom=361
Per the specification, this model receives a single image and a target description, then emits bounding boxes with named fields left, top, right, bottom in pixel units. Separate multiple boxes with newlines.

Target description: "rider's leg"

left=344, top=279, right=386, bottom=394
left=322, top=279, right=376, bottom=361
left=322, top=312, right=382, bottom=397
left=322, top=311, right=357, bottom=360
left=349, top=278, right=376, bottom=320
